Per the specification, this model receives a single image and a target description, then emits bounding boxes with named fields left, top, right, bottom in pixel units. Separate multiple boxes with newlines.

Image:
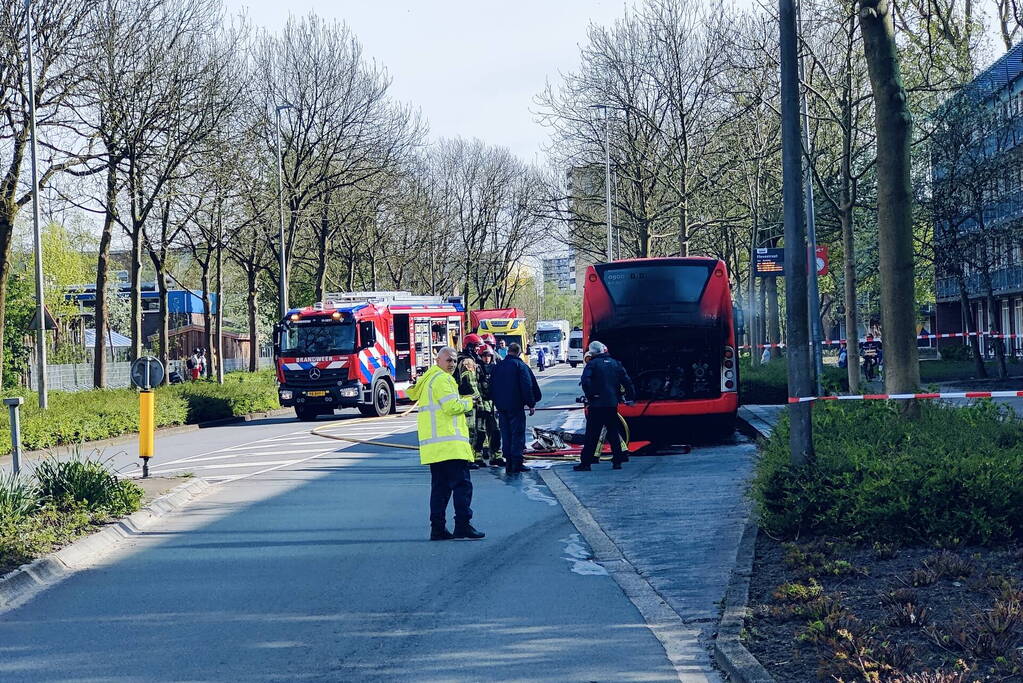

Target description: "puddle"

left=560, top=533, right=608, bottom=576
left=520, top=474, right=558, bottom=506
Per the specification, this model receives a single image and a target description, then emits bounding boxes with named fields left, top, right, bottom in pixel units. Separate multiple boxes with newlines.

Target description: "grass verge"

left=0, top=370, right=279, bottom=456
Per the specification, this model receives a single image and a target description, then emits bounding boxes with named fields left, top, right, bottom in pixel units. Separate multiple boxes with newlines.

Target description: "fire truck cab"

left=274, top=291, right=465, bottom=421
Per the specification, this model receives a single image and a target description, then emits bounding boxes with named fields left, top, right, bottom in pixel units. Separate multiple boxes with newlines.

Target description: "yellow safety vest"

left=406, top=365, right=475, bottom=465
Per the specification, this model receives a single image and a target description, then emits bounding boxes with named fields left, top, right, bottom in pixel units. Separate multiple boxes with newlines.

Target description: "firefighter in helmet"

left=455, top=334, right=487, bottom=468
left=475, top=344, right=504, bottom=467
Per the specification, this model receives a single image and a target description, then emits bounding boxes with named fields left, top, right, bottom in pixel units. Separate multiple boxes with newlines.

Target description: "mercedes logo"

left=308, top=367, right=321, bottom=380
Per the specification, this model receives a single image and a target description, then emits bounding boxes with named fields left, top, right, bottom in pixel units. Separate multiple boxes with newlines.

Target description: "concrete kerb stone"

left=539, top=467, right=718, bottom=683
left=0, top=477, right=212, bottom=614
left=712, top=408, right=777, bottom=682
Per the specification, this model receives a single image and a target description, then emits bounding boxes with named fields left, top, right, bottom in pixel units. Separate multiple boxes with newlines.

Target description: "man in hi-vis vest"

left=407, top=346, right=486, bottom=541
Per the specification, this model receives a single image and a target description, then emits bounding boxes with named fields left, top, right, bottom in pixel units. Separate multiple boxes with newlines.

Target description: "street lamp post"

left=275, top=103, right=293, bottom=319
left=591, top=104, right=613, bottom=262
left=24, top=0, right=46, bottom=409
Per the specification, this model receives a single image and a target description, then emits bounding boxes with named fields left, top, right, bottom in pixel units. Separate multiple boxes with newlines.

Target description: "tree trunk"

left=215, top=238, right=224, bottom=382
left=0, top=211, right=15, bottom=389
left=201, top=263, right=213, bottom=379
left=982, top=269, right=1008, bottom=379
left=156, top=265, right=169, bottom=385
left=247, top=269, right=258, bottom=373
left=129, top=224, right=143, bottom=361
left=859, top=0, right=920, bottom=407
left=678, top=191, right=689, bottom=257
left=315, top=213, right=329, bottom=301
left=93, top=164, right=118, bottom=388
left=840, top=203, right=859, bottom=394
left=766, top=275, right=781, bottom=359
left=958, top=277, right=986, bottom=378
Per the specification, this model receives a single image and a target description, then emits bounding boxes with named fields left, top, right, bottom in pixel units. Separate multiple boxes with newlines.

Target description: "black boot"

left=612, top=461, right=623, bottom=470
left=453, top=523, right=485, bottom=540
left=572, top=462, right=591, bottom=471
left=430, top=526, right=454, bottom=541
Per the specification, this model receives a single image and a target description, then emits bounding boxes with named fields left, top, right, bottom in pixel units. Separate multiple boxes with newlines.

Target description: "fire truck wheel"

left=358, top=378, right=393, bottom=418
left=295, top=406, right=320, bottom=421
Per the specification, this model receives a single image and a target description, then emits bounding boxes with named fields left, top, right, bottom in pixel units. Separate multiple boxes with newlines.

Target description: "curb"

left=714, top=408, right=775, bottom=682
left=0, top=477, right=212, bottom=614
left=538, top=467, right=716, bottom=682
left=5, top=407, right=293, bottom=465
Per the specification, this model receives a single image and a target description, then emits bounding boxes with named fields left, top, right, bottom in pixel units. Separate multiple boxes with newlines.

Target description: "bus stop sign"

left=754, top=248, right=785, bottom=276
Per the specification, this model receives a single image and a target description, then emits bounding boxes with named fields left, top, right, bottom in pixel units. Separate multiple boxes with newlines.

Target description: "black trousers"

left=429, top=459, right=473, bottom=527
left=581, top=406, right=626, bottom=464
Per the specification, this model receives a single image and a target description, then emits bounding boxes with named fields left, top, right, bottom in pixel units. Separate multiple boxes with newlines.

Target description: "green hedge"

left=752, top=401, right=1023, bottom=545
left=739, top=358, right=848, bottom=405
left=0, top=370, right=279, bottom=456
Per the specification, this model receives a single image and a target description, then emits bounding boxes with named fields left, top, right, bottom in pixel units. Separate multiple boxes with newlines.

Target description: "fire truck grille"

left=283, top=368, right=349, bottom=387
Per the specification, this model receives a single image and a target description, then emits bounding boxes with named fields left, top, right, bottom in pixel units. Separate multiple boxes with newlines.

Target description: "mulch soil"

left=744, top=534, right=1023, bottom=682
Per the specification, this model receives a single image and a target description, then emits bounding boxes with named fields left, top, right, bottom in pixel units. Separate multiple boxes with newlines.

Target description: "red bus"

left=582, top=257, right=739, bottom=434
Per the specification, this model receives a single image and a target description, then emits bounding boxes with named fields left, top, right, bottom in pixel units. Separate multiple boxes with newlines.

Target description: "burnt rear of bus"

left=582, top=258, right=738, bottom=428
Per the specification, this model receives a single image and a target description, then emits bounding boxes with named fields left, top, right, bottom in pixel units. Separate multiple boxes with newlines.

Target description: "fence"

left=25, top=352, right=273, bottom=393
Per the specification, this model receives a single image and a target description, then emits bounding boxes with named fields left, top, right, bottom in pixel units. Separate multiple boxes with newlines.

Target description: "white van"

left=567, top=328, right=584, bottom=367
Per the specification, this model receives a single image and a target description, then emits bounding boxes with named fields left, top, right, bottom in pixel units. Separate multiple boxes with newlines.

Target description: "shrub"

left=0, top=472, right=38, bottom=523
left=752, top=400, right=1023, bottom=545
left=33, top=450, right=143, bottom=516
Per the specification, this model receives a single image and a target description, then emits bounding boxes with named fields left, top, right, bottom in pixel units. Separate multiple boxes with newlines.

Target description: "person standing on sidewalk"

left=575, top=341, right=635, bottom=472
left=406, top=346, right=485, bottom=541
left=489, top=342, right=542, bottom=475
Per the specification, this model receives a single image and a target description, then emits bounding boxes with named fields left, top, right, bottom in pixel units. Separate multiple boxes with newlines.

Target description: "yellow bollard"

left=139, top=389, right=154, bottom=476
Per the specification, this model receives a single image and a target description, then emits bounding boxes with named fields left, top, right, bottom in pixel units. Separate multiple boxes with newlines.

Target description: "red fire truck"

left=274, top=292, right=465, bottom=421
left=582, top=257, right=739, bottom=435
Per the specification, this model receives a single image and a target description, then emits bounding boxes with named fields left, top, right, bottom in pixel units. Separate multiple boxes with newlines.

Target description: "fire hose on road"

left=309, top=403, right=663, bottom=460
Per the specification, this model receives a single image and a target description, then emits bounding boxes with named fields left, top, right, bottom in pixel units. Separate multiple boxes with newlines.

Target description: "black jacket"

left=580, top=354, right=635, bottom=408
left=490, top=355, right=542, bottom=412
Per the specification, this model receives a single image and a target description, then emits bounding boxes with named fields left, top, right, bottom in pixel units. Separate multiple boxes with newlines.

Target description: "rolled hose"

left=310, top=403, right=631, bottom=460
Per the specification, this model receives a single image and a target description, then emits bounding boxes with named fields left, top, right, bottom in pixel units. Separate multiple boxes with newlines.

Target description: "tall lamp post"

left=275, top=103, right=293, bottom=319
left=591, top=104, right=613, bottom=262
left=24, top=0, right=46, bottom=409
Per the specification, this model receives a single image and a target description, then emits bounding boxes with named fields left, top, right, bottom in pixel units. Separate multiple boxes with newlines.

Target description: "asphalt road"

left=0, top=364, right=685, bottom=681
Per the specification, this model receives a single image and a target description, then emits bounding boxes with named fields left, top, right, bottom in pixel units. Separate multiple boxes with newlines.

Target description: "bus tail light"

left=721, top=346, right=736, bottom=392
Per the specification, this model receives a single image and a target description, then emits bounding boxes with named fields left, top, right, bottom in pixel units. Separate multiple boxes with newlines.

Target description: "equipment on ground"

left=273, top=291, right=466, bottom=421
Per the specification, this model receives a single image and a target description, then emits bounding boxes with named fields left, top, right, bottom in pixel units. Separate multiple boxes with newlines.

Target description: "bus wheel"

left=295, top=406, right=319, bottom=421
left=359, top=379, right=393, bottom=418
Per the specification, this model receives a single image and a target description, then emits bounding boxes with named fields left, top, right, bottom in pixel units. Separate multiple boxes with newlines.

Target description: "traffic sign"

left=130, top=356, right=165, bottom=390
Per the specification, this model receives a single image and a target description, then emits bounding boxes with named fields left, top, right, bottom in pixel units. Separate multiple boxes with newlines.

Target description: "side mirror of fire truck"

left=272, top=323, right=283, bottom=356
left=359, top=321, right=376, bottom=349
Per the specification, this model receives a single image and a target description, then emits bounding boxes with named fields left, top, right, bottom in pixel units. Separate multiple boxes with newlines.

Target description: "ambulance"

left=274, top=291, right=465, bottom=421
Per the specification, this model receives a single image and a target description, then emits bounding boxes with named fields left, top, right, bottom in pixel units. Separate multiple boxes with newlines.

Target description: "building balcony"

left=937, top=265, right=1023, bottom=301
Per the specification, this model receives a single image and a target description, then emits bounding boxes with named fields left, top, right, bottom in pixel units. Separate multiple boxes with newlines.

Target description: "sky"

left=223, top=0, right=633, bottom=164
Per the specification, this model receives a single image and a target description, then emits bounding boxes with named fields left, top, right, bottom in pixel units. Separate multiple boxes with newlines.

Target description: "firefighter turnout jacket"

left=406, top=364, right=475, bottom=465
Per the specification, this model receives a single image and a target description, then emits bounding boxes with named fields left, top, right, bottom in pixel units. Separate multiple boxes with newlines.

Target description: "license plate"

left=305, top=390, right=327, bottom=397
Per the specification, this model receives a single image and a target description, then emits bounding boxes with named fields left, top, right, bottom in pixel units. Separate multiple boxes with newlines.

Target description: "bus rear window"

left=597, top=263, right=713, bottom=306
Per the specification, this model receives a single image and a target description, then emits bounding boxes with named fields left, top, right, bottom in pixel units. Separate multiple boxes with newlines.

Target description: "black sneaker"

left=515, top=465, right=532, bottom=473
left=572, top=463, right=591, bottom=472
left=490, top=457, right=506, bottom=467
left=430, top=527, right=455, bottom=541
left=453, top=524, right=485, bottom=540
left=469, top=462, right=480, bottom=470
left=612, top=462, right=623, bottom=470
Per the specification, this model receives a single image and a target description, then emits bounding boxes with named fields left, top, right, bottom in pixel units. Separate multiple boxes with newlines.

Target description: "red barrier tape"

left=739, top=330, right=1021, bottom=350
left=787, top=390, right=1023, bottom=404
